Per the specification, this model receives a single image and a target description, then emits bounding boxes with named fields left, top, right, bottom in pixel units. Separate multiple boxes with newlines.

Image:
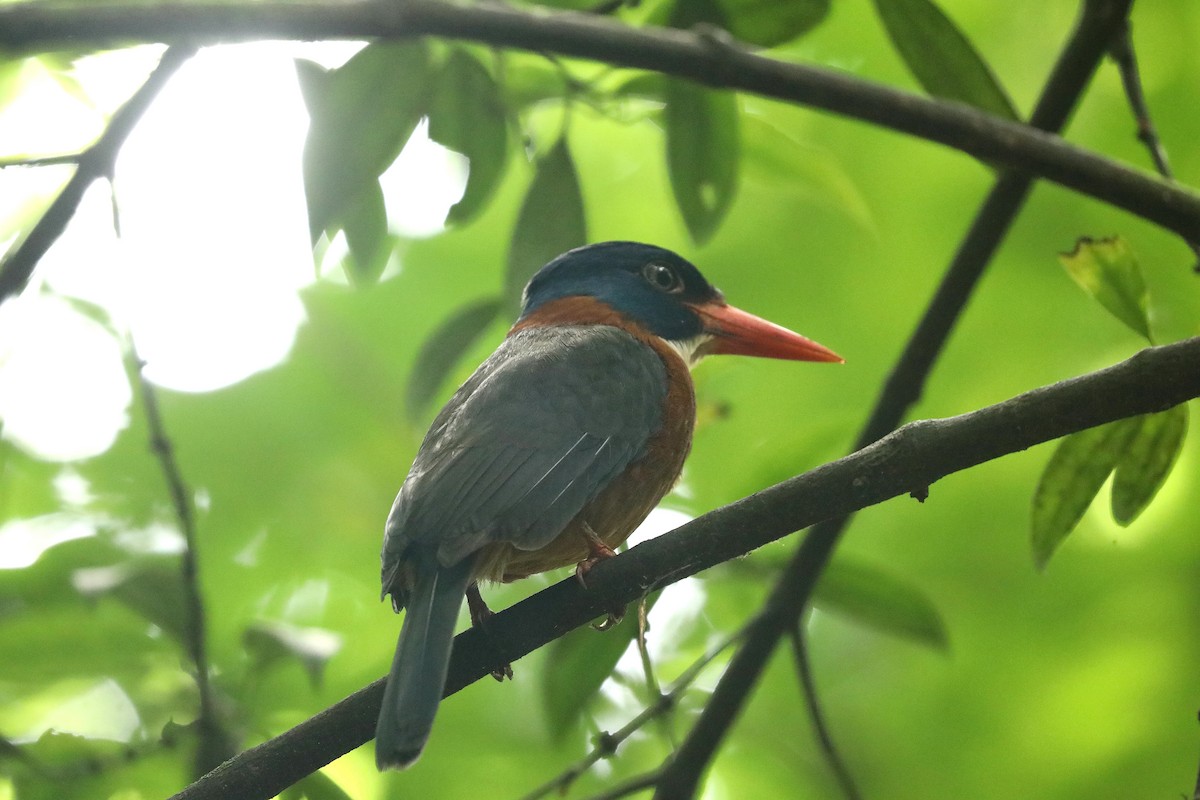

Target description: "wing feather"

left=382, top=326, right=666, bottom=593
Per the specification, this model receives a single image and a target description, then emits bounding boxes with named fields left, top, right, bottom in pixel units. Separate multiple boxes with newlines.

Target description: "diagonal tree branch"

left=654, top=1, right=1136, bottom=796
left=0, top=44, right=196, bottom=302
left=0, top=1, right=1197, bottom=246
left=165, top=336, right=1200, bottom=800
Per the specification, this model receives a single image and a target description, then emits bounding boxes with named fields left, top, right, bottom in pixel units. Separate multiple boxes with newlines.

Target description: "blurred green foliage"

left=1, top=1, right=1199, bottom=799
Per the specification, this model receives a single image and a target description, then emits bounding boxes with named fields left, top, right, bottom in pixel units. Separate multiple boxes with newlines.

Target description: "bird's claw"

left=466, top=582, right=513, bottom=681
left=591, top=605, right=626, bottom=631
left=575, top=522, right=617, bottom=588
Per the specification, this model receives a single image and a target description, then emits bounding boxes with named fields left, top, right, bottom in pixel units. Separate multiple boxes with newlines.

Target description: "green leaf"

left=741, top=114, right=874, bottom=230
left=505, top=137, right=587, bottom=306
left=1111, top=405, right=1188, bottom=525
left=406, top=297, right=504, bottom=420
left=872, top=0, right=1018, bottom=120
left=243, top=620, right=342, bottom=689
left=341, top=180, right=392, bottom=286
left=720, top=0, right=830, bottom=47
left=428, top=49, right=510, bottom=226
left=1031, top=418, right=1140, bottom=569
left=664, top=78, right=740, bottom=244
left=298, top=42, right=430, bottom=243
left=72, top=560, right=188, bottom=642
left=813, top=557, right=948, bottom=650
left=542, top=594, right=657, bottom=740
left=293, top=771, right=356, bottom=800
left=1058, top=236, right=1152, bottom=342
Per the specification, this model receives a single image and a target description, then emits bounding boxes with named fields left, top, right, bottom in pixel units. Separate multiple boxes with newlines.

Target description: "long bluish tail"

left=375, top=556, right=474, bottom=770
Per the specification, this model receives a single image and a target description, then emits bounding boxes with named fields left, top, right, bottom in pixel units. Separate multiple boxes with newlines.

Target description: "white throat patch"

left=665, top=334, right=712, bottom=369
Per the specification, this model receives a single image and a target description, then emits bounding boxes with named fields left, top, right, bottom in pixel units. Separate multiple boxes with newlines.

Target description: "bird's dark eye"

left=642, top=262, right=683, bottom=293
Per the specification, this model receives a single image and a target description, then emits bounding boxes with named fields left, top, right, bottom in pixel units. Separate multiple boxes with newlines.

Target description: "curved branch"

left=0, top=1, right=1197, bottom=244
left=167, top=337, right=1200, bottom=800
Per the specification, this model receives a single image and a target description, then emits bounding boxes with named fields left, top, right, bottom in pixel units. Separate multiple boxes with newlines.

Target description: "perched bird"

left=375, top=241, right=841, bottom=769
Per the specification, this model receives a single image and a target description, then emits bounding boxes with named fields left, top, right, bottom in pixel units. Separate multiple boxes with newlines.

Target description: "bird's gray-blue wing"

left=383, top=325, right=667, bottom=587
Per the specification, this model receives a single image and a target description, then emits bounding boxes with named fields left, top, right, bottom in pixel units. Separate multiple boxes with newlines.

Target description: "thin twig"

left=129, top=343, right=225, bottom=775
left=0, top=153, right=82, bottom=168
left=1107, top=21, right=1200, bottom=271
left=0, top=44, right=195, bottom=302
left=1108, top=22, right=1172, bottom=177
left=520, top=629, right=743, bottom=800
left=788, top=620, right=861, bottom=800
left=0, top=2, right=1197, bottom=244
left=651, top=2, right=1136, bottom=796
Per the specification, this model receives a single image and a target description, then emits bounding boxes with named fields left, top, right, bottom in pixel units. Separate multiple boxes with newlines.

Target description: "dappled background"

left=1, top=1, right=1198, bottom=798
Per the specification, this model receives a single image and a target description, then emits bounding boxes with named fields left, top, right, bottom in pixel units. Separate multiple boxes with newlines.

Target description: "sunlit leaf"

left=873, top=0, right=1017, bottom=120
left=293, top=771, right=356, bottom=800
left=405, top=296, right=503, bottom=420
left=243, top=620, right=342, bottom=689
left=505, top=137, right=587, bottom=306
left=1031, top=418, right=1140, bottom=569
left=1112, top=404, right=1188, bottom=525
left=428, top=48, right=510, bottom=226
left=341, top=180, right=392, bottom=286
left=1058, top=236, right=1152, bottom=342
left=665, top=78, right=739, bottom=244
left=496, top=54, right=569, bottom=109
left=298, top=42, right=430, bottom=242
left=720, top=0, right=830, bottom=47
left=542, top=594, right=657, bottom=740
left=814, top=557, right=948, bottom=650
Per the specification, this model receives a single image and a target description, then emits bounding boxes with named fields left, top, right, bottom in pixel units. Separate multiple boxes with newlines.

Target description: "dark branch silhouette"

left=166, top=336, right=1200, bottom=800
left=0, top=45, right=195, bottom=301
left=130, top=345, right=232, bottom=776
left=0, top=1, right=1197, bottom=247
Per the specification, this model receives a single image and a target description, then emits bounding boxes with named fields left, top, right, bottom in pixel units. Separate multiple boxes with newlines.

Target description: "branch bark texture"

left=0, top=1, right=1198, bottom=245
left=168, top=337, right=1200, bottom=800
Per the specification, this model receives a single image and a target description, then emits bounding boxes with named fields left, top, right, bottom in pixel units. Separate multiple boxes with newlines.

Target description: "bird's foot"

left=466, top=583, right=513, bottom=681
left=575, top=523, right=626, bottom=631
left=574, top=522, right=617, bottom=588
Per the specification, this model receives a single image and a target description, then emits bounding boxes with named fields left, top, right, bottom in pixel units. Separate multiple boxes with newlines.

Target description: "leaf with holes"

left=873, top=0, right=1017, bottom=120
left=505, top=138, right=587, bottom=307
left=1059, top=236, right=1152, bottom=342
left=665, top=78, right=740, bottom=244
left=407, top=297, right=503, bottom=420
left=814, top=557, right=948, bottom=650
left=1112, top=404, right=1188, bottom=525
left=1031, top=418, right=1140, bottom=569
left=428, top=48, right=510, bottom=226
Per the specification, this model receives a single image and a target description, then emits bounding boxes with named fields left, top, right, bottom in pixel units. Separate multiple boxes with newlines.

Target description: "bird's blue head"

left=517, top=241, right=843, bottom=364
left=520, top=242, right=717, bottom=342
